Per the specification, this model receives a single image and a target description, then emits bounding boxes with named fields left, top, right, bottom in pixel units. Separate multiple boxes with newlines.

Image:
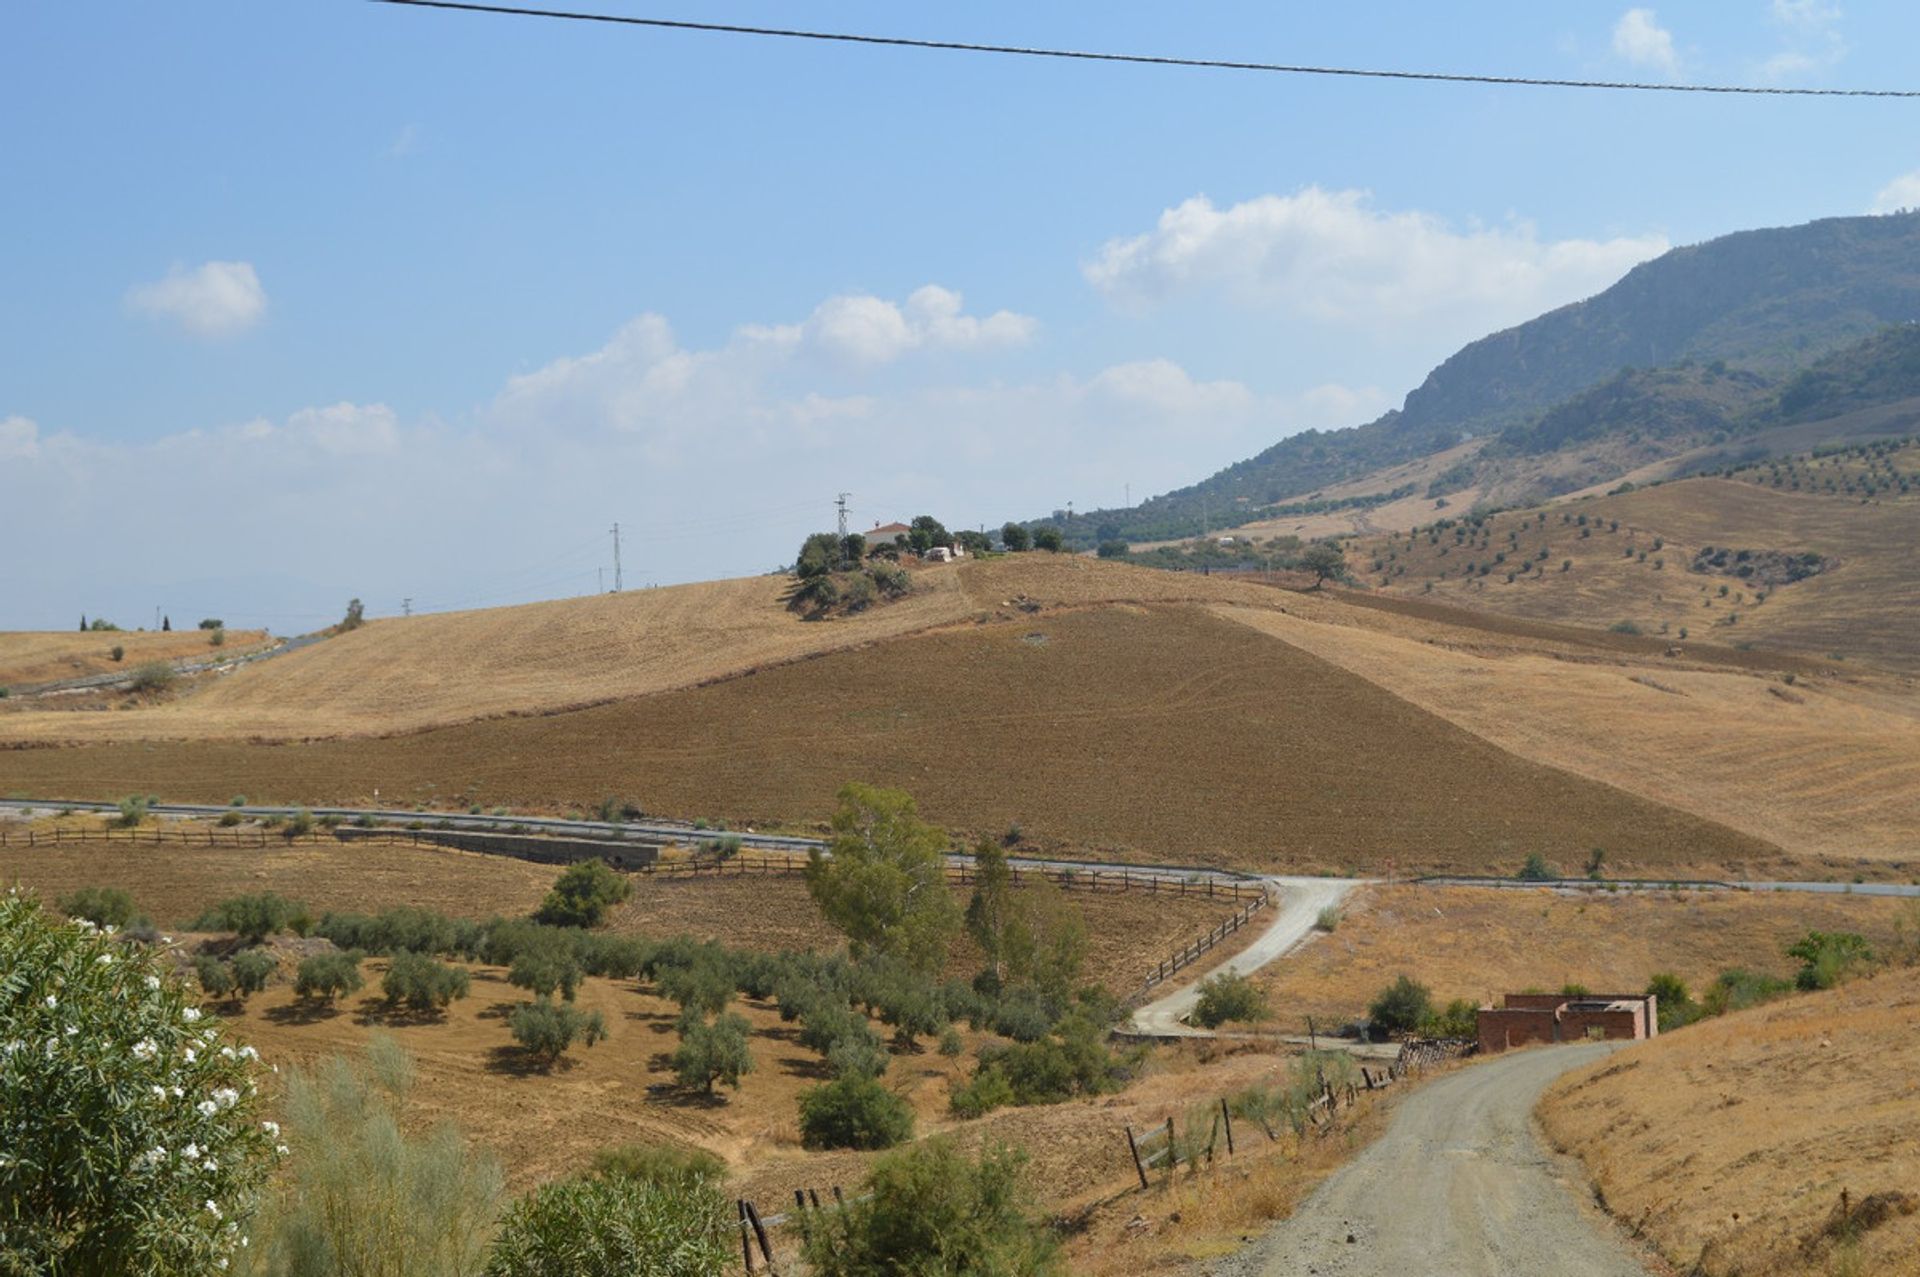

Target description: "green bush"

left=286, top=808, right=315, bottom=837
left=802, top=1139, right=1059, bottom=1277
left=533, top=859, right=632, bottom=928
left=58, top=885, right=139, bottom=929
left=195, top=954, right=237, bottom=1000
left=1787, top=930, right=1874, bottom=991
left=1191, top=969, right=1268, bottom=1028
left=508, top=997, right=608, bottom=1067
left=483, top=1172, right=731, bottom=1277
left=1313, top=905, right=1342, bottom=932
left=316, top=906, right=480, bottom=958
left=1515, top=853, right=1554, bottom=882
left=1645, top=972, right=1698, bottom=1031
left=1369, top=974, right=1433, bottom=1036
left=128, top=661, right=175, bottom=692
left=797, top=1075, right=915, bottom=1150
left=246, top=1037, right=502, bottom=1277
left=1700, top=967, right=1793, bottom=1016
left=294, top=952, right=365, bottom=1004
left=110, top=645, right=125, bottom=663
left=231, top=948, right=277, bottom=997
left=382, top=952, right=472, bottom=1013
left=217, top=810, right=243, bottom=827
left=192, top=892, right=306, bottom=943
left=114, top=794, right=149, bottom=828
left=588, top=1143, right=725, bottom=1191
left=508, top=949, right=582, bottom=1002
left=1423, top=997, right=1478, bottom=1039
left=670, top=1012, right=755, bottom=1095
left=208, top=628, right=225, bottom=648
left=0, top=890, right=278, bottom=1274
left=948, top=1066, right=1016, bottom=1119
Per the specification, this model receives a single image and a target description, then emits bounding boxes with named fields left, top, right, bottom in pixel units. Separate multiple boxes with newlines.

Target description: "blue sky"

left=5, top=1, right=1919, bottom=629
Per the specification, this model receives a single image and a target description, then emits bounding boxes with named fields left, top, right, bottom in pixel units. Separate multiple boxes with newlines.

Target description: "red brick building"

left=1476, top=992, right=1658, bottom=1054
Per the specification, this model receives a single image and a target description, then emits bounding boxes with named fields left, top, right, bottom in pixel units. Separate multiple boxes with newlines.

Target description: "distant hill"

left=1045, top=211, right=1920, bottom=546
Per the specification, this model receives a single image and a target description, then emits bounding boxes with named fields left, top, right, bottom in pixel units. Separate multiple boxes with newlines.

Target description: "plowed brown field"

left=0, top=605, right=1777, bottom=875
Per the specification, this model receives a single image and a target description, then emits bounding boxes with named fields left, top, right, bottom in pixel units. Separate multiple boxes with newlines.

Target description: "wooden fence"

left=1137, top=889, right=1270, bottom=992
left=644, top=849, right=1267, bottom=903
left=0, top=826, right=365, bottom=849
left=733, top=1184, right=870, bottom=1272
left=1119, top=1038, right=1474, bottom=1190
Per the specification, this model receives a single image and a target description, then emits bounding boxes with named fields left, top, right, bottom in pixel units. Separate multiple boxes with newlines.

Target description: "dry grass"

left=0, top=836, right=557, bottom=927
left=1356, top=471, right=1920, bottom=671
left=0, top=557, right=1302, bottom=743
left=1217, top=602, right=1920, bottom=870
left=1253, top=884, right=1919, bottom=1030
left=0, top=605, right=1775, bottom=875
left=0, top=628, right=268, bottom=688
left=1540, top=967, right=1920, bottom=1276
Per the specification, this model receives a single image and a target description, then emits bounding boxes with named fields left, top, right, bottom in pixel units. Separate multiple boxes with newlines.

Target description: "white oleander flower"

left=183, top=1047, right=197, bottom=1064
left=144, top=975, right=162, bottom=991
left=196, top=1100, right=219, bottom=1119
left=183, top=1143, right=200, bottom=1160
left=260, top=1121, right=279, bottom=1137
left=205, top=1200, right=221, bottom=1220
left=43, top=995, right=57, bottom=1009
left=133, top=1037, right=159, bottom=1061
left=182, top=1008, right=202, bottom=1023
left=212, top=1087, right=239, bottom=1109
left=238, top=1045, right=258, bottom=1060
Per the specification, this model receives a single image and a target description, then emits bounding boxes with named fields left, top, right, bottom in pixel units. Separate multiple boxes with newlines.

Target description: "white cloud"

left=768, top=285, right=1038, bottom=366
left=124, top=261, right=267, bottom=337
left=1612, top=9, right=1680, bottom=77
left=0, top=416, right=39, bottom=461
left=1758, top=0, right=1846, bottom=80
left=1084, top=188, right=1668, bottom=332
left=1870, top=171, right=1920, bottom=215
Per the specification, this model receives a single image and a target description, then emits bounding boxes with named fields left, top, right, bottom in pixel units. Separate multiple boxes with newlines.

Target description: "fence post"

left=744, top=1200, right=773, bottom=1268
left=1163, top=1117, right=1175, bottom=1184
left=737, top=1200, right=753, bottom=1272
left=1220, top=1096, right=1235, bottom=1156
left=793, top=1189, right=810, bottom=1244
left=1125, top=1123, right=1150, bottom=1190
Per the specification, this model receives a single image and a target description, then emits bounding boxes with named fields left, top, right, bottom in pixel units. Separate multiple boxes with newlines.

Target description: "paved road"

left=1130, top=875, right=1359, bottom=1037
left=1213, top=1042, right=1651, bottom=1277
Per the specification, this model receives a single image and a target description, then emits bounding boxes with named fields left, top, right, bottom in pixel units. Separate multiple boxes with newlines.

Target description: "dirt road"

left=1130, top=875, right=1359, bottom=1036
left=1215, top=1042, right=1651, bottom=1277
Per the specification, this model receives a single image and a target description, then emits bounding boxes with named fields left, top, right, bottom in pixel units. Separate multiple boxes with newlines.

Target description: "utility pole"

left=402, top=598, right=412, bottom=618
left=1125, top=482, right=1131, bottom=508
left=611, top=522, right=623, bottom=593
left=597, top=567, right=604, bottom=594
left=154, top=605, right=160, bottom=630
left=836, top=493, right=851, bottom=539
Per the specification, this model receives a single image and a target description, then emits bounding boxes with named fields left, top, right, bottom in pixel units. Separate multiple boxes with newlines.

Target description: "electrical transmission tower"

left=402, top=597, right=412, bottom=618
left=836, top=493, right=851, bottom=539
left=611, top=522, right=623, bottom=592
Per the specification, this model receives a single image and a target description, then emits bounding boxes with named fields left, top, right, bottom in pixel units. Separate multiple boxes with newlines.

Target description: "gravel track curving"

left=1211, top=1042, right=1653, bottom=1277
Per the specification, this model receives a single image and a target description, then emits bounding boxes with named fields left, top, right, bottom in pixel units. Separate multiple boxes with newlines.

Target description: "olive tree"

left=804, top=784, right=959, bottom=977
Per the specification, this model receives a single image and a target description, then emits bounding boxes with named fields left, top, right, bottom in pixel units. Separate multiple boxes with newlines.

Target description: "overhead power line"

left=371, top=1, right=1920, bottom=98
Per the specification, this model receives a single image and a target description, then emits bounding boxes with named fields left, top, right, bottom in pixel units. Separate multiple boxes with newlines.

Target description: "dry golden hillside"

left=0, top=628, right=268, bottom=688
left=1541, top=968, right=1920, bottom=1277
left=1255, top=884, right=1918, bottom=1029
left=1355, top=458, right=1920, bottom=671
left=0, top=604, right=1778, bottom=876
left=1215, top=603, right=1920, bottom=869
left=0, top=556, right=1298, bottom=743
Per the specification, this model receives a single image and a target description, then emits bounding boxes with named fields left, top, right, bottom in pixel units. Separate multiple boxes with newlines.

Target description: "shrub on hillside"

left=1515, top=853, right=1554, bottom=882
left=797, top=1075, right=915, bottom=1151
left=483, top=1171, right=731, bottom=1277
left=382, top=952, right=471, bottom=1013
left=1369, top=974, right=1433, bottom=1036
left=58, top=885, right=140, bottom=930
left=670, top=1012, right=755, bottom=1095
left=588, top=1143, right=725, bottom=1191
left=1314, top=905, right=1342, bottom=932
left=113, top=795, right=149, bottom=828
left=534, top=858, right=631, bottom=928
left=1645, top=972, right=1698, bottom=1031
left=128, top=660, right=176, bottom=693
left=195, top=953, right=237, bottom=1000
left=231, top=948, right=277, bottom=998
left=247, top=1037, right=503, bottom=1277
left=286, top=808, right=315, bottom=837
left=508, top=997, right=607, bottom=1067
left=509, top=949, right=583, bottom=1002
left=193, top=892, right=308, bottom=942
left=1700, top=967, right=1793, bottom=1016
left=294, top=952, right=365, bottom=1005
left=109, top=645, right=125, bottom=663
left=802, top=1139, right=1059, bottom=1277
left=0, top=891, right=277, bottom=1274
left=1423, top=997, right=1479, bottom=1039
left=1787, top=930, right=1874, bottom=991
left=1191, top=970, right=1268, bottom=1029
